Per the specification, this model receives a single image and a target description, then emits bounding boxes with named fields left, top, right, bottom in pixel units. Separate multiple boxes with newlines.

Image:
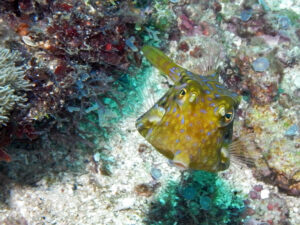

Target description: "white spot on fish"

left=186, top=135, right=191, bottom=141
left=176, top=139, right=180, bottom=143
left=200, top=109, right=207, bottom=114
left=173, top=107, right=177, bottom=113
left=180, top=129, right=185, bottom=133
left=189, top=93, right=197, bottom=102
left=165, top=121, right=169, bottom=126
left=148, top=115, right=162, bottom=123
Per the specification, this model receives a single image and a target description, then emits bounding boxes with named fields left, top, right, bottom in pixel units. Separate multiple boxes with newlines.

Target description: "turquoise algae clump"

left=145, top=171, right=245, bottom=225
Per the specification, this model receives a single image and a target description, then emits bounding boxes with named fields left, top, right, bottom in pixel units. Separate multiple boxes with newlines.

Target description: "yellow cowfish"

left=136, top=45, right=252, bottom=172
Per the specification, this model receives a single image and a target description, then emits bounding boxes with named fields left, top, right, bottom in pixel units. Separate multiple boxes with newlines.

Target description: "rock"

left=261, top=189, right=270, bottom=199
left=252, top=57, right=270, bottom=72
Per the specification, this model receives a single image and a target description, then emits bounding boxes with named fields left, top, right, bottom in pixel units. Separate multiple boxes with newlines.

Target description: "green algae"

left=275, top=9, right=300, bottom=26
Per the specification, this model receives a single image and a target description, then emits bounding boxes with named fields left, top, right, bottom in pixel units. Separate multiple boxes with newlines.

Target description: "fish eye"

left=224, top=112, right=233, bottom=121
left=217, top=106, right=234, bottom=127
left=179, top=88, right=186, bottom=97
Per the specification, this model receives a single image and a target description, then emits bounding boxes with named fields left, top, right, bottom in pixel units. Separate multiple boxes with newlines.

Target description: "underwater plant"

left=0, top=47, right=32, bottom=162
left=0, top=47, right=31, bottom=127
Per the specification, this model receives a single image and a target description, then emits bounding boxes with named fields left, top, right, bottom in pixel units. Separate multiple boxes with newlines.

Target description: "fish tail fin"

left=228, top=133, right=259, bottom=168
left=142, top=45, right=187, bottom=82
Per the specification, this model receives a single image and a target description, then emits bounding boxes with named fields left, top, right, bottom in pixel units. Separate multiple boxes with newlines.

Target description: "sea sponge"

left=0, top=47, right=31, bottom=126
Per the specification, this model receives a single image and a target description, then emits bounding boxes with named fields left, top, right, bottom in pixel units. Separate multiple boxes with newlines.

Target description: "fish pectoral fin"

left=172, top=151, right=190, bottom=170
left=228, top=133, right=259, bottom=168
left=218, top=147, right=230, bottom=171
left=142, top=45, right=187, bottom=82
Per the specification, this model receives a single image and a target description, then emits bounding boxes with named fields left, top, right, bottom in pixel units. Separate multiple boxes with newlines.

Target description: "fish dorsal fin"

left=197, top=37, right=223, bottom=76
left=142, top=45, right=187, bottom=82
left=228, top=133, right=259, bottom=168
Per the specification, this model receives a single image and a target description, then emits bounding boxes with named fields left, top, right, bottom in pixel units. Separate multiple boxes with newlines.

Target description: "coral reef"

left=154, top=0, right=300, bottom=197
left=244, top=105, right=300, bottom=196
left=0, top=0, right=160, bottom=162
left=245, top=187, right=290, bottom=225
left=0, top=0, right=147, bottom=123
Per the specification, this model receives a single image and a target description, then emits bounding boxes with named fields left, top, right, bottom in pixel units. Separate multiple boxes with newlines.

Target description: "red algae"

left=253, top=184, right=263, bottom=192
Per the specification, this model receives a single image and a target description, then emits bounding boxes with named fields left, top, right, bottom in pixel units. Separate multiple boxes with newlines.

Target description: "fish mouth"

left=135, top=105, right=166, bottom=134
